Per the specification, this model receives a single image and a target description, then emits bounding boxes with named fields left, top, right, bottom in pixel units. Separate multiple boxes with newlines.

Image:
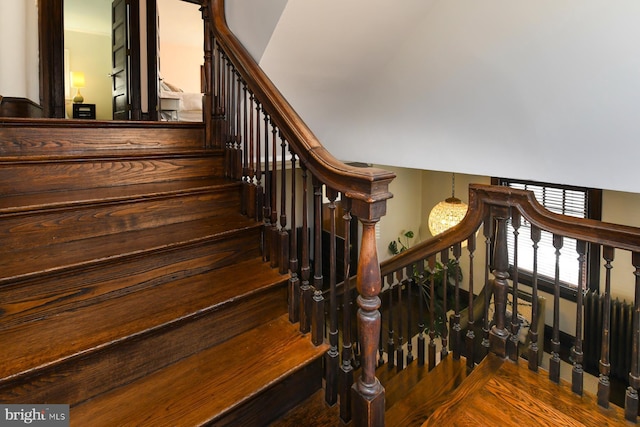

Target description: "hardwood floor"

left=425, top=353, right=628, bottom=426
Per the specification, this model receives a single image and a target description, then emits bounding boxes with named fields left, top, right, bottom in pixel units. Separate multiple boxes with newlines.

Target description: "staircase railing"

left=375, top=183, right=640, bottom=423
left=203, top=1, right=394, bottom=426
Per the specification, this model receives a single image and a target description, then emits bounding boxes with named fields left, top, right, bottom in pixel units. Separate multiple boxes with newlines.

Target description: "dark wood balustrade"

left=367, top=184, right=640, bottom=424
left=203, top=1, right=394, bottom=425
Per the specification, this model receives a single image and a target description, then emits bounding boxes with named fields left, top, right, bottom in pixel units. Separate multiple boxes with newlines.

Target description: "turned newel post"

left=351, top=216, right=385, bottom=427
left=490, top=207, right=510, bottom=358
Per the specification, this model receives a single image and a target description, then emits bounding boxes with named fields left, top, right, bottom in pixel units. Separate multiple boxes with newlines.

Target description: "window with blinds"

left=494, top=178, right=602, bottom=299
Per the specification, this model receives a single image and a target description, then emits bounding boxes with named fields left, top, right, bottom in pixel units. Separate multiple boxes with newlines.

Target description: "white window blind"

left=503, top=181, right=588, bottom=288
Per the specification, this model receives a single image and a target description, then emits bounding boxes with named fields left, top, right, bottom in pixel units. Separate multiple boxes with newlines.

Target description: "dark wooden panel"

left=0, top=120, right=206, bottom=154
left=0, top=214, right=260, bottom=285
left=0, top=97, right=43, bottom=118
left=0, top=157, right=224, bottom=195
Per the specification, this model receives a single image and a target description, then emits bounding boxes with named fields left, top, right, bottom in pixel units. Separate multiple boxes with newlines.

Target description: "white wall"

left=157, top=0, right=203, bottom=94
left=64, top=30, right=112, bottom=120
left=0, top=0, right=39, bottom=101
left=226, top=0, right=288, bottom=63
left=256, top=1, right=640, bottom=195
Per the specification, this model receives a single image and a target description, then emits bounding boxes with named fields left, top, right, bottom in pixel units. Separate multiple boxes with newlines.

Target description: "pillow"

left=162, top=81, right=183, bottom=92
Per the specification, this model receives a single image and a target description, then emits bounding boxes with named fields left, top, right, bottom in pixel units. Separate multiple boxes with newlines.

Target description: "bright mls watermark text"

left=1, top=405, right=69, bottom=426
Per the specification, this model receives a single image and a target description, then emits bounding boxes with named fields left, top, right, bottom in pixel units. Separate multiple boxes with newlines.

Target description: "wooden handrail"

left=382, top=183, right=640, bottom=277
left=208, top=0, right=394, bottom=216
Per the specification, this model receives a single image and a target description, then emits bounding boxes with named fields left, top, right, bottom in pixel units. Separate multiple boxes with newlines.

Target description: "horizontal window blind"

left=502, top=181, right=588, bottom=287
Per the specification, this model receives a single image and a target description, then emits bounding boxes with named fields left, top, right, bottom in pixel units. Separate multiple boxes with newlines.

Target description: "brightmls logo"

left=1, top=405, right=69, bottom=426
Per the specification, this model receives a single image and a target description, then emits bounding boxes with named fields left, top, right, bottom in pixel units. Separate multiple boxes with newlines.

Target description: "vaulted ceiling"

left=232, top=1, right=640, bottom=193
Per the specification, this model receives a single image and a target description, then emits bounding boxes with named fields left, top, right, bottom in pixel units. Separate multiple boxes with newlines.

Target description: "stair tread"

left=0, top=257, right=288, bottom=381
left=0, top=213, right=260, bottom=284
left=71, top=314, right=327, bottom=427
left=0, top=177, right=238, bottom=214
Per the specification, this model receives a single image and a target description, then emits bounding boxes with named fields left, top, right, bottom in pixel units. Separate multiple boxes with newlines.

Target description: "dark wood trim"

left=129, top=0, right=142, bottom=120
left=0, top=97, right=44, bottom=118
left=38, top=0, right=65, bottom=118
left=146, top=0, right=159, bottom=121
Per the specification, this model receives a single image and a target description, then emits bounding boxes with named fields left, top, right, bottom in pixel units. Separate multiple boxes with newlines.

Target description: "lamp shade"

left=428, top=197, right=468, bottom=236
left=71, top=72, right=85, bottom=88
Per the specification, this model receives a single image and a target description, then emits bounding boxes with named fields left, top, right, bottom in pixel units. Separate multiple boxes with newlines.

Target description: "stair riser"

left=0, top=122, right=206, bottom=155
left=0, top=284, right=287, bottom=406
left=212, top=358, right=323, bottom=427
left=0, top=229, right=263, bottom=328
left=1, top=190, right=242, bottom=252
left=0, top=157, right=224, bottom=195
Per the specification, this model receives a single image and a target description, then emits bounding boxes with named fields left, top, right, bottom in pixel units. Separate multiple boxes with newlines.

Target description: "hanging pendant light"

left=428, top=173, right=468, bottom=236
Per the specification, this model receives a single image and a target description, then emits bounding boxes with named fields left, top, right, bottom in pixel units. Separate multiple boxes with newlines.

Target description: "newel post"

left=490, top=207, right=510, bottom=358
left=351, top=201, right=386, bottom=427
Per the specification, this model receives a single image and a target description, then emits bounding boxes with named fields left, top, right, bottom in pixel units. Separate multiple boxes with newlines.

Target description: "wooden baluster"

left=312, top=288, right=325, bottom=346
left=351, top=218, right=385, bottom=427
left=254, top=102, right=263, bottom=221
left=549, top=234, right=563, bottom=384
left=386, top=273, right=395, bottom=371
left=234, top=72, right=242, bottom=180
left=489, top=208, right=510, bottom=358
left=378, top=321, right=385, bottom=368
left=466, top=233, right=476, bottom=370
left=528, top=225, right=541, bottom=372
left=269, top=122, right=279, bottom=268
left=597, top=246, right=614, bottom=407
left=508, top=210, right=521, bottom=362
left=626, top=251, right=640, bottom=422
left=223, top=59, right=232, bottom=177
left=299, top=165, right=312, bottom=334
left=428, top=255, right=437, bottom=371
left=325, top=188, right=339, bottom=405
left=202, top=3, right=213, bottom=146
left=339, top=199, right=353, bottom=423
left=240, top=83, right=248, bottom=215
left=287, top=150, right=299, bottom=323
left=246, top=93, right=256, bottom=219
left=311, top=177, right=324, bottom=345
left=226, top=64, right=235, bottom=178
left=278, top=132, right=289, bottom=274
left=572, top=240, right=587, bottom=394
left=212, top=43, right=223, bottom=147
left=406, top=264, right=414, bottom=366
left=441, top=248, right=449, bottom=360
left=417, top=260, right=426, bottom=366
left=452, top=242, right=462, bottom=360
left=262, top=113, right=271, bottom=261
left=482, top=212, right=493, bottom=358
left=396, top=270, right=404, bottom=373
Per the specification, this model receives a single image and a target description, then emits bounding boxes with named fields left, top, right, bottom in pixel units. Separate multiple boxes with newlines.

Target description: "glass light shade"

left=428, top=197, right=468, bottom=236
left=71, top=72, right=85, bottom=88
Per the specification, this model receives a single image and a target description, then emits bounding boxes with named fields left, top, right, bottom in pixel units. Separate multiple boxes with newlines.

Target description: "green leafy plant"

left=388, top=230, right=415, bottom=255
left=388, top=230, right=463, bottom=336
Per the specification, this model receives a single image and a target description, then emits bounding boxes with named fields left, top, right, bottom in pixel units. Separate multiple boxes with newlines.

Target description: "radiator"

left=584, top=290, right=633, bottom=380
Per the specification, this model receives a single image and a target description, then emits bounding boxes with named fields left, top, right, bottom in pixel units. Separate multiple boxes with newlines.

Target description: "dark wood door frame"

left=38, top=0, right=143, bottom=120
left=38, top=0, right=65, bottom=118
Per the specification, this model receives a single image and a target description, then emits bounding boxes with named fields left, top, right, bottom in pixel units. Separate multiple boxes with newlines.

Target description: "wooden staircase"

left=0, top=119, right=327, bottom=426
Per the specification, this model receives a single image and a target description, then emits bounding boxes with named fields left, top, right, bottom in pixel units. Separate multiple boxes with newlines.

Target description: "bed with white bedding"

left=160, top=81, right=203, bottom=122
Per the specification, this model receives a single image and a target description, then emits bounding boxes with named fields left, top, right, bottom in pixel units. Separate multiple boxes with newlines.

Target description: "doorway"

left=39, top=0, right=203, bottom=121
